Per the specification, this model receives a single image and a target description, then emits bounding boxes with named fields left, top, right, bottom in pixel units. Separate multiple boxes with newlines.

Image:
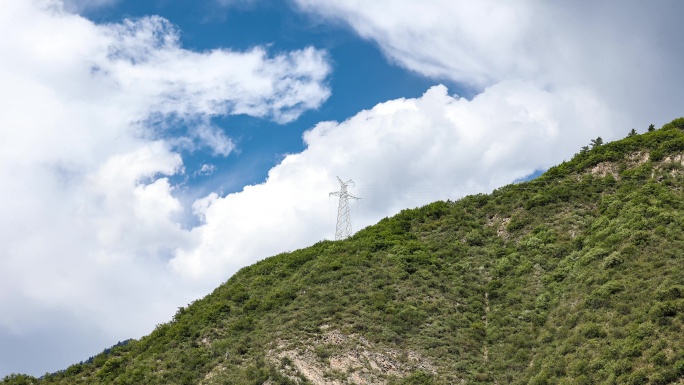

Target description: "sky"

left=1, top=0, right=683, bottom=377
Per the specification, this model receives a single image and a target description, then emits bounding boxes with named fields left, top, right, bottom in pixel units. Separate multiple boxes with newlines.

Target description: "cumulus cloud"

left=176, top=0, right=684, bottom=290
left=294, top=0, right=684, bottom=130
left=0, top=0, right=329, bottom=375
left=4, top=0, right=684, bottom=378
left=298, top=0, right=538, bottom=87
left=171, top=82, right=612, bottom=282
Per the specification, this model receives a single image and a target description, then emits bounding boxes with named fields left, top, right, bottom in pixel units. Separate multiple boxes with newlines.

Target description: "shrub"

left=656, top=285, right=684, bottom=300
left=651, top=301, right=677, bottom=319
left=672, top=360, right=684, bottom=377
left=603, top=252, right=624, bottom=268
left=660, top=117, right=684, bottom=131
left=579, top=323, right=606, bottom=339
left=399, top=371, right=435, bottom=384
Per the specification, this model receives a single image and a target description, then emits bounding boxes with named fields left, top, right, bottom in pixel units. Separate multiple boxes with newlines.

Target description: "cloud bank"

left=172, top=81, right=610, bottom=282
left=179, top=0, right=684, bottom=288
left=3, top=0, right=684, bottom=377
left=0, top=0, right=329, bottom=375
left=295, top=0, right=684, bottom=130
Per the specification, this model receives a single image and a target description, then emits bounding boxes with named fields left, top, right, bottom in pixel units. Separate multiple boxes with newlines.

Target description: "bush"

left=673, top=359, right=684, bottom=376
left=603, top=252, right=624, bottom=268
left=656, top=286, right=684, bottom=300
left=0, top=374, right=38, bottom=385
left=625, top=370, right=648, bottom=385
left=650, top=370, right=677, bottom=385
left=399, top=371, right=435, bottom=384
left=651, top=149, right=664, bottom=161
left=579, top=323, right=606, bottom=339
left=660, top=117, right=684, bottom=131
left=651, top=301, right=677, bottom=319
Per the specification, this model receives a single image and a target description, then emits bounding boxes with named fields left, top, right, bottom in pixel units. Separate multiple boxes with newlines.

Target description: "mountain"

left=4, top=118, right=684, bottom=385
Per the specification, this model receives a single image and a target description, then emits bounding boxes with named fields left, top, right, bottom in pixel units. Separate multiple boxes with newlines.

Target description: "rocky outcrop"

left=267, top=328, right=437, bottom=385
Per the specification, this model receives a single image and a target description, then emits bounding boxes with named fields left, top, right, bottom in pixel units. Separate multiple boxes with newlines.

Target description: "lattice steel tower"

left=329, top=176, right=359, bottom=240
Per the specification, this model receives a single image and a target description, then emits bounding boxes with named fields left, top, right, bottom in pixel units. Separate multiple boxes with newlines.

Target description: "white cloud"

left=3, top=0, right=684, bottom=378
left=0, top=0, right=330, bottom=376
left=171, top=82, right=612, bottom=282
left=298, top=0, right=538, bottom=87
left=169, top=0, right=684, bottom=295
left=192, top=123, right=236, bottom=156
left=196, top=164, right=218, bottom=176
left=294, top=0, right=684, bottom=130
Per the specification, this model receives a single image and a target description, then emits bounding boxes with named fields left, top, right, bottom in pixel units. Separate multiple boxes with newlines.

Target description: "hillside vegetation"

left=4, top=118, right=684, bottom=384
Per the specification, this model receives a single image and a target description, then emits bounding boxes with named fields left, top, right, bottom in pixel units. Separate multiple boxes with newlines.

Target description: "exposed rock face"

left=267, top=329, right=437, bottom=385
left=590, top=161, right=620, bottom=179
left=486, top=214, right=511, bottom=240
left=625, top=151, right=650, bottom=166
left=588, top=151, right=653, bottom=180
left=16, top=124, right=684, bottom=385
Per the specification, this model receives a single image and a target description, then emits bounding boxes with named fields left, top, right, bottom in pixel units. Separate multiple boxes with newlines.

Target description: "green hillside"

left=4, top=118, right=684, bottom=385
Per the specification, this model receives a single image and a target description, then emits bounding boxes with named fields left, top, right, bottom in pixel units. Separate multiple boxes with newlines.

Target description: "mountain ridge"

left=4, top=117, right=684, bottom=384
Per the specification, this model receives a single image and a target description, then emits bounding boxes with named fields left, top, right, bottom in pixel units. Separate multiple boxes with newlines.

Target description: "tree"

left=590, top=137, right=603, bottom=149
left=648, top=124, right=655, bottom=132
left=627, top=128, right=637, bottom=137
left=0, top=374, right=38, bottom=385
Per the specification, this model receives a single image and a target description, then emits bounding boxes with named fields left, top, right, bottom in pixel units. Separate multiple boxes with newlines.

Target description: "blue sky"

left=1, top=0, right=683, bottom=377
left=86, top=0, right=451, bottom=197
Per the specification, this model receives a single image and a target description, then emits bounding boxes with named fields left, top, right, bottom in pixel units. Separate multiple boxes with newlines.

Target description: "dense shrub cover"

left=4, top=118, right=684, bottom=384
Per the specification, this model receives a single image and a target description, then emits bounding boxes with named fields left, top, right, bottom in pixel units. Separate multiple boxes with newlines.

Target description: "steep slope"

left=4, top=118, right=684, bottom=385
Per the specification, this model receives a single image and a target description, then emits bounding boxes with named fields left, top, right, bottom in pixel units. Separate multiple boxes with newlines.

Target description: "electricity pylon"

left=329, top=176, right=359, bottom=240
